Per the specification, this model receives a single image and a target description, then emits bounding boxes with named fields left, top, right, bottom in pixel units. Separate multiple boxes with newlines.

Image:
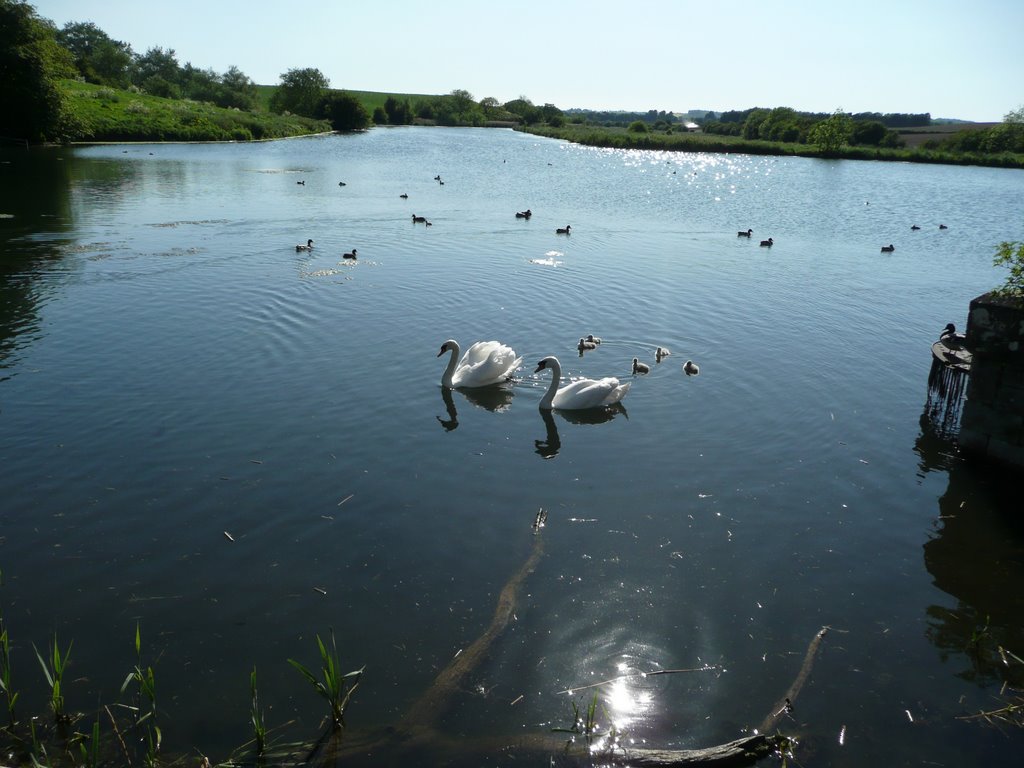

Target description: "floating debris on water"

left=532, top=508, right=547, bottom=533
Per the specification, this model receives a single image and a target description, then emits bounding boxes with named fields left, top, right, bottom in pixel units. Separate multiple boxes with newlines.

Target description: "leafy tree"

left=758, top=107, right=803, bottom=142
left=503, top=97, right=540, bottom=125
left=383, top=95, right=411, bottom=125
left=270, top=67, right=329, bottom=117
left=180, top=63, right=219, bottom=102
left=741, top=108, right=769, bottom=140
left=808, top=109, right=853, bottom=155
left=880, top=130, right=904, bottom=149
left=447, top=88, right=475, bottom=114
left=539, top=102, right=563, bottom=124
left=133, top=46, right=181, bottom=90
left=628, top=120, right=648, bottom=133
left=432, top=89, right=484, bottom=126
left=142, top=74, right=179, bottom=99
left=319, top=91, right=369, bottom=131
left=56, top=20, right=132, bottom=87
left=414, top=99, right=435, bottom=120
left=220, top=65, right=257, bottom=110
left=938, top=122, right=1024, bottom=155
left=372, top=105, right=387, bottom=124
left=980, top=123, right=1024, bottom=153
left=719, top=108, right=756, bottom=124
left=1005, top=105, right=1024, bottom=124
left=701, top=120, right=742, bottom=137
left=0, top=0, right=80, bottom=142
left=993, top=241, right=1024, bottom=298
left=852, top=120, right=888, bottom=146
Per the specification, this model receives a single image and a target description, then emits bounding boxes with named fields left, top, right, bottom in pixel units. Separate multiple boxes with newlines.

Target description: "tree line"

left=0, top=0, right=567, bottom=140
left=2, top=0, right=1020, bottom=154
left=363, top=90, right=563, bottom=128
left=700, top=107, right=906, bottom=148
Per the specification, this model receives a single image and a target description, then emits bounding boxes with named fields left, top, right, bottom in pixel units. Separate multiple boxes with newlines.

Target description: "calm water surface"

left=2, top=128, right=1023, bottom=765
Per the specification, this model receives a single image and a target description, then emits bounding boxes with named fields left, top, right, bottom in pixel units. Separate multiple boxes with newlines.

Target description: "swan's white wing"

left=552, top=377, right=629, bottom=409
left=452, top=341, right=521, bottom=387
left=459, top=341, right=499, bottom=367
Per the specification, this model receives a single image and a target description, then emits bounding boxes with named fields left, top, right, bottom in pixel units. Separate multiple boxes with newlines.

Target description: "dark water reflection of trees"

left=919, top=419, right=1024, bottom=688
left=0, top=147, right=75, bottom=376
left=0, top=147, right=146, bottom=376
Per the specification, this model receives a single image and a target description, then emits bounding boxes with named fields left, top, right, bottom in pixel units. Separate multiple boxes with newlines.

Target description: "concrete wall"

left=959, top=292, right=1024, bottom=467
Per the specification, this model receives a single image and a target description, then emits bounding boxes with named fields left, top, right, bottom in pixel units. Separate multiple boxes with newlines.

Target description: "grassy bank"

left=252, top=85, right=433, bottom=116
left=519, top=123, right=1024, bottom=169
left=62, top=80, right=330, bottom=143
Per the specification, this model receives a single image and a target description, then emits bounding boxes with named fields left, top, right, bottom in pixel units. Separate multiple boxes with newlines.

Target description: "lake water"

left=1, top=127, right=1023, bottom=766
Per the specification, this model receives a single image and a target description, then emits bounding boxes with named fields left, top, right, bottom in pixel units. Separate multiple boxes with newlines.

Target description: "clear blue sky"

left=31, top=0, right=1023, bottom=122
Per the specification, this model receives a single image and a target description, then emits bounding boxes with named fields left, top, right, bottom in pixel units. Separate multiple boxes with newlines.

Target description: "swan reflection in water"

left=436, top=385, right=515, bottom=432
left=535, top=403, right=627, bottom=458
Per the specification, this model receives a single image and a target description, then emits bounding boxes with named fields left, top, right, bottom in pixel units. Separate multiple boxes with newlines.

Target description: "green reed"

left=552, top=692, right=601, bottom=746
left=1, top=619, right=18, bottom=728
left=32, top=636, right=72, bottom=724
left=120, top=623, right=161, bottom=766
left=288, top=630, right=364, bottom=730
left=71, top=718, right=100, bottom=768
left=250, top=665, right=266, bottom=754
left=0, top=568, right=18, bottom=728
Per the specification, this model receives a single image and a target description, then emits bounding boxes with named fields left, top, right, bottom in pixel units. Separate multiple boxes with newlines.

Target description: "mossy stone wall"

left=959, top=292, right=1024, bottom=467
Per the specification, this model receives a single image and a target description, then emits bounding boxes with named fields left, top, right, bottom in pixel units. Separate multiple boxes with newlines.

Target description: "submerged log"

left=302, top=514, right=827, bottom=768
left=401, top=520, right=546, bottom=729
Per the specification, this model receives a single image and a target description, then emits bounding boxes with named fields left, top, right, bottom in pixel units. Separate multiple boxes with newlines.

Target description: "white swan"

left=438, top=339, right=522, bottom=389
left=535, top=356, right=630, bottom=410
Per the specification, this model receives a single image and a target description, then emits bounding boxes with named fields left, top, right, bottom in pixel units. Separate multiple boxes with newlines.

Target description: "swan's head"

left=535, top=356, right=559, bottom=374
left=438, top=339, right=459, bottom=357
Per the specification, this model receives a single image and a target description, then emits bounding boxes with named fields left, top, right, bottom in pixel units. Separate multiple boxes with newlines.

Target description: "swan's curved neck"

left=441, top=344, right=460, bottom=388
left=539, top=360, right=562, bottom=409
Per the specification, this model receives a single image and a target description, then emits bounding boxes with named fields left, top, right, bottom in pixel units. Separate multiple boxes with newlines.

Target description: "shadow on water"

left=922, top=455, right=1024, bottom=688
left=915, top=387, right=1024, bottom=686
